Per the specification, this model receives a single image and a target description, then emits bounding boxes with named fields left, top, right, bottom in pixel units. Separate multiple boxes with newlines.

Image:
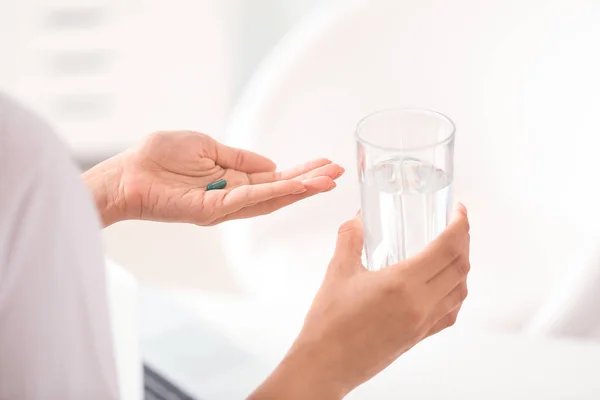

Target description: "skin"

left=83, top=130, right=345, bottom=227
left=83, top=130, right=471, bottom=399
left=249, top=206, right=470, bottom=399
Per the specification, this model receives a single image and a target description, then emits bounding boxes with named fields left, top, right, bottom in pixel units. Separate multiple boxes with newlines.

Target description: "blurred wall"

left=0, top=0, right=323, bottom=159
left=0, top=0, right=326, bottom=290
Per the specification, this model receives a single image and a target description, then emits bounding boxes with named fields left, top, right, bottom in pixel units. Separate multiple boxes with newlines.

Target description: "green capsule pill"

left=206, top=179, right=227, bottom=191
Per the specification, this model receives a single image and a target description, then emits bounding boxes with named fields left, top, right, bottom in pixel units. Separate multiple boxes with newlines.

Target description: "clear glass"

left=356, top=108, right=455, bottom=270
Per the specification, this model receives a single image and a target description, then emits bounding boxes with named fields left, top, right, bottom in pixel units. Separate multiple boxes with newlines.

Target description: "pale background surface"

left=0, top=0, right=326, bottom=292
left=0, top=1, right=330, bottom=398
left=2, top=0, right=599, bottom=398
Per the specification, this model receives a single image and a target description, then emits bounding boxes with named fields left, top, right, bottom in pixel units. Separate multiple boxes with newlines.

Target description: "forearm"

left=249, top=339, right=347, bottom=400
left=82, top=155, right=125, bottom=228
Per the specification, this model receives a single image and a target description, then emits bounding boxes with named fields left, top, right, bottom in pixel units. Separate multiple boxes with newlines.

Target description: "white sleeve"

left=0, top=93, right=120, bottom=399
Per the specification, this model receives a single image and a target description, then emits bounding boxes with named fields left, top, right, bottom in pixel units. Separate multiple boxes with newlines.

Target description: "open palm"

left=114, top=131, right=344, bottom=225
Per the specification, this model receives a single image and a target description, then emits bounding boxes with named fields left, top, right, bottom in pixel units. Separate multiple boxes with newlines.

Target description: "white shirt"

left=0, top=93, right=119, bottom=399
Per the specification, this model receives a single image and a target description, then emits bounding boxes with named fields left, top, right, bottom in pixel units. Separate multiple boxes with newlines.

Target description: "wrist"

left=82, top=155, right=126, bottom=227
left=249, top=338, right=349, bottom=400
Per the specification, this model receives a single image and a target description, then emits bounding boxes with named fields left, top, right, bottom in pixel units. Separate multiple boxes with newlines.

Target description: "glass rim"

left=355, top=107, right=456, bottom=152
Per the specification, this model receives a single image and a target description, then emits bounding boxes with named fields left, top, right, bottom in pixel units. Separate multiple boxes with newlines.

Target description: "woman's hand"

left=251, top=205, right=470, bottom=399
left=83, top=131, right=344, bottom=227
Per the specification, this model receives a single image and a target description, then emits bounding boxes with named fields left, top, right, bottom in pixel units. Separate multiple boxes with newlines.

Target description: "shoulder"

left=0, top=92, right=76, bottom=184
left=0, top=92, right=90, bottom=227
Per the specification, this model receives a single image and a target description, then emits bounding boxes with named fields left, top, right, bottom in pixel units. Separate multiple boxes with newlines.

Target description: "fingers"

left=248, top=159, right=344, bottom=184
left=425, top=236, right=470, bottom=301
left=248, top=158, right=330, bottom=183
left=211, top=158, right=343, bottom=222
left=328, top=213, right=366, bottom=277
left=428, top=280, right=468, bottom=326
left=213, top=141, right=277, bottom=173
left=292, top=163, right=344, bottom=182
left=424, top=302, right=463, bottom=339
left=205, top=179, right=306, bottom=219
left=449, top=202, right=468, bottom=224
left=213, top=176, right=336, bottom=222
left=406, top=203, right=470, bottom=281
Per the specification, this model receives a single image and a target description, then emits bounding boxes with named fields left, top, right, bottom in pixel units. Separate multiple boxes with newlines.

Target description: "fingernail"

left=332, top=167, right=345, bottom=179
left=455, top=202, right=467, bottom=216
left=325, top=182, right=337, bottom=192
left=293, top=187, right=307, bottom=194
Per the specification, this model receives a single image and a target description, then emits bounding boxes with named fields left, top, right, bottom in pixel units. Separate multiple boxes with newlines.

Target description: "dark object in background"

left=144, top=364, right=197, bottom=400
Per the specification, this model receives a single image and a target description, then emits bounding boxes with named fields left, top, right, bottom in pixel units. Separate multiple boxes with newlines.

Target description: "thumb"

left=329, top=212, right=365, bottom=276
left=448, top=202, right=468, bottom=226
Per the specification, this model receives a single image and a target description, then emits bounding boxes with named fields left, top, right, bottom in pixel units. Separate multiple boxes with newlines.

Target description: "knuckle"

left=338, top=220, right=357, bottom=236
left=147, top=130, right=165, bottom=140
left=141, top=131, right=164, bottom=151
left=146, top=130, right=171, bottom=145
left=337, top=221, right=363, bottom=248
left=191, top=131, right=208, bottom=143
left=382, top=278, right=409, bottom=306
left=381, top=276, right=398, bottom=296
left=389, top=271, right=410, bottom=293
left=460, top=284, right=469, bottom=301
left=235, top=150, right=245, bottom=170
left=453, top=283, right=468, bottom=303
left=463, top=216, right=471, bottom=233
left=443, top=239, right=462, bottom=261
left=447, top=312, right=458, bottom=327
left=455, top=258, right=470, bottom=276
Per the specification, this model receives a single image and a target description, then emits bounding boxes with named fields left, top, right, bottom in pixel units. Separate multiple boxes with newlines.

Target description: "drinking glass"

left=356, top=108, right=455, bottom=270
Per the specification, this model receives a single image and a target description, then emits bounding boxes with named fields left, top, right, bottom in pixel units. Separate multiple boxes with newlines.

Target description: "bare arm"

left=250, top=206, right=470, bottom=399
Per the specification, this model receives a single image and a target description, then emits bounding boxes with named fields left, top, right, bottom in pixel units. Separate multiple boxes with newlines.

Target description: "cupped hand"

left=251, top=204, right=471, bottom=399
left=83, top=131, right=344, bottom=227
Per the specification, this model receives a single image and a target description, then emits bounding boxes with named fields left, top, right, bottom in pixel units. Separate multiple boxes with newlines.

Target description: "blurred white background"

left=0, top=0, right=327, bottom=292
left=2, top=0, right=600, bottom=399
left=0, top=0, right=323, bottom=157
left=0, top=1, right=329, bottom=397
